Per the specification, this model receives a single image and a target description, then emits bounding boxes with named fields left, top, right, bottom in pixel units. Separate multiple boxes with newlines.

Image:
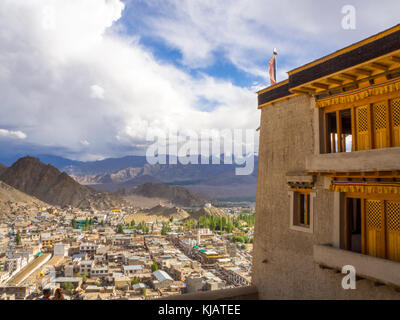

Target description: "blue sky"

left=0, top=0, right=399, bottom=162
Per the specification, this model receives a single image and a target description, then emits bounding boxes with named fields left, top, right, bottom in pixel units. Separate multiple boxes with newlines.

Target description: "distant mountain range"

left=115, top=182, right=208, bottom=207
left=0, top=157, right=123, bottom=210
left=0, top=154, right=258, bottom=201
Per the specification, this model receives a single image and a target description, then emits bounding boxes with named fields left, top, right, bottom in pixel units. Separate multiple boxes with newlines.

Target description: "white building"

left=79, top=243, right=98, bottom=256
left=152, top=270, right=174, bottom=289
left=90, top=266, right=109, bottom=278
left=54, top=243, right=69, bottom=257
left=123, top=265, right=143, bottom=276
left=79, top=260, right=94, bottom=274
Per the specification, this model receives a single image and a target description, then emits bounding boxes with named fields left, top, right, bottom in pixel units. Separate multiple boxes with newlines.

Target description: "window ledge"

left=306, top=147, right=400, bottom=173
left=290, top=225, right=312, bottom=233
left=314, top=244, right=400, bottom=288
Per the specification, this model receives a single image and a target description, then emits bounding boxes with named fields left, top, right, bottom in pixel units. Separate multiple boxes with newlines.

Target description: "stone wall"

left=253, top=94, right=400, bottom=299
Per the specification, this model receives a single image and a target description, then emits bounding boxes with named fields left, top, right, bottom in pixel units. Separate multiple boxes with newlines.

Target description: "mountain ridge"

left=0, top=156, right=123, bottom=210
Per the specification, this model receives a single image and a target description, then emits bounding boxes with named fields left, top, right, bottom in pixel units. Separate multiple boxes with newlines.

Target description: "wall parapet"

left=156, top=285, right=258, bottom=300
left=314, top=244, right=400, bottom=289
left=306, top=147, right=400, bottom=173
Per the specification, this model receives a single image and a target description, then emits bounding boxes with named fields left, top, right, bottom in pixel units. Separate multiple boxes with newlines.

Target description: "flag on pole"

left=268, top=49, right=278, bottom=85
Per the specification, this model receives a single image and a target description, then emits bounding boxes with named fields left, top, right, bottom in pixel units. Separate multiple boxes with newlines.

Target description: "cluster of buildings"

left=0, top=204, right=253, bottom=300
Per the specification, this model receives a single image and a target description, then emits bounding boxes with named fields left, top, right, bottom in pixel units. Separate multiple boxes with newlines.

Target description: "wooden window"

left=387, top=201, right=400, bottom=262
left=372, top=101, right=389, bottom=149
left=293, top=190, right=310, bottom=228
left=325, top=112, right=337, bottom=153
left=355, top=106, right=370, bottom=150
left=323, top=95, right=400, bottom=152
left=391, top=98, right=400, bottom=147
left=365, top=200, right=386, bottom=258
left=344, top=194, right=400, bottom=262
left=339, top=109, right=352, bottom=152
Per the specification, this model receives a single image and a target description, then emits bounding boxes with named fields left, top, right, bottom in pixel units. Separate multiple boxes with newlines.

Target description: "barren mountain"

left=116, top=182, right=207, bottom=207
left=190, top=205, right=228, bottom=220
left=0, top=157, right=123, bottom=210
left=144, top=204, right=190, bottom=219
left=0, top=180, right=48, bottom=214
left=0, top=164, right=7, bottom=176
left=123, top=204, right=189, bottom=224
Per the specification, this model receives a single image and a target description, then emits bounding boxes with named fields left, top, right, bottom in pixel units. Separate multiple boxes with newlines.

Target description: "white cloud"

left=90, top=85, right=105, bottom=100
left=0, top=0, right=258, bottom=160
left=80, top=140, right=90, bottom=146
left=129, top=0, right=400, bottom=82
left=0, top=129, right=27, bottom=140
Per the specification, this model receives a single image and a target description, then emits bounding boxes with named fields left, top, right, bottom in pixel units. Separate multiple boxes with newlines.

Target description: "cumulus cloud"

left=2, top=0, right=398, bottom=161
left=125, top=0, right=400, bottom=82
left=0, top=129, right=27, bottom=140
left=90, top=85, right=105, bottom=100
left=0, top=0, right=258, bottom=160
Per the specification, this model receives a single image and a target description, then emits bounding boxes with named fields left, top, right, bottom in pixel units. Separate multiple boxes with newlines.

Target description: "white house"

left=54, top=243, right=69, bottom=257
left=123, top=265, right=143, bottom=276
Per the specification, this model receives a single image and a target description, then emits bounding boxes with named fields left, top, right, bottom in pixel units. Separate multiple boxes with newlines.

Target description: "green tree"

left=151, top=263, right=159, bottom=272
left=101, top=220, right=105, bottom=227
left=161, top=222, right=171, bottom=235
left=131, top=279, right=140, bottom=286
left=81, top=272, right=88, bottom=283
left=62, top=282, right=74, bottom=292
left=142, top=287, right=147, bottom=297
left=130, top=219, right=136, bottom=228
left=72, top=219, right=77, bottom=229
left=117, top=224, right=124, bottom=234
left=227, top=220, right=234, bottom=234
left=16, top=230, right=21, bottom=245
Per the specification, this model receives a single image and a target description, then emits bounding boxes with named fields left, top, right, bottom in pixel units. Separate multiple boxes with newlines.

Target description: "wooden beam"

left=326, top=78, right=343, bottom=85
left=339, top=73, right=358, bottom=81
left=354, top=68, right=373, bottom=76
left=312, top=82, right=330, bottom=90
left=370, top=62, right=390, bottom=71
left=301, top=86, right=317, bottom=93
left=391, top=56, right=400, bottom=63
left=337, top=110, right=342, bottom=153
left=291, top=89, right=309, bottom=95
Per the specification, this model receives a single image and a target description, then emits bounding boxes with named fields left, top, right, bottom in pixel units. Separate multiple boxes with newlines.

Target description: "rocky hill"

left=0, top=157, right=123, bottom=210
left=0, top=180, right=48, bottom=214
left=190, top=205, right=228, bottom=220
left=0, top=164, right=7, bottom=176
left=144, top=204, right=190, bottom=219
left=115, top=182, right=207, bottom=207
left=123, top=204, right=189, bottom=224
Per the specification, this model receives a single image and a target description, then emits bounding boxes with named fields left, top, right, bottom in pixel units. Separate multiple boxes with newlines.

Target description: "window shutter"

left=386, top=201, right=400, bottom=262
left=372, top=101, right=388, bottom=149
left=391, top=98, right=400, bottom=147
left=366, top=200, right=386, bottom=258
left=356, top=106, right=370, bottom=150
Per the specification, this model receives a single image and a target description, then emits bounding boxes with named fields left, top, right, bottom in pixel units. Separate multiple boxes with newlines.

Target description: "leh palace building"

left=253, top=24, right=400, bottom=299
